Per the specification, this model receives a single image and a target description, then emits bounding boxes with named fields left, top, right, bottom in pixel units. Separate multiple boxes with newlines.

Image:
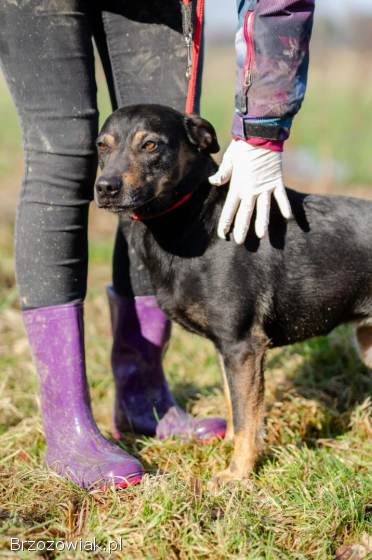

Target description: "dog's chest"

left=135, top=227, right=229, bottom=341
left=154, top=280, right=213, bottom=339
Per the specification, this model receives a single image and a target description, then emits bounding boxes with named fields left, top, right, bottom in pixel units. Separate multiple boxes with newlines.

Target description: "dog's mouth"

left=95, top=193, right=158, bottom=214
left=100, top=206, right=129, bottom=214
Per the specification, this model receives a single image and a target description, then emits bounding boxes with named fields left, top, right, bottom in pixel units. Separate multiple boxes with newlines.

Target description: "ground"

left=0, top=45, right=371, bottom=559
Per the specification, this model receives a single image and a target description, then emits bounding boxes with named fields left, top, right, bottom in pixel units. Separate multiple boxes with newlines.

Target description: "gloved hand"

left=209, top=139, right=292, bottom=244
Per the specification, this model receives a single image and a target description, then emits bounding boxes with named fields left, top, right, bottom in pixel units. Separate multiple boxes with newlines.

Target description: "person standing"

left=0, top=0, right=314, bottom=489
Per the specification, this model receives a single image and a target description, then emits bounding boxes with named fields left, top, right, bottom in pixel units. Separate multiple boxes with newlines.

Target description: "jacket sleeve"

left=232, top=0, right=315, bottom=143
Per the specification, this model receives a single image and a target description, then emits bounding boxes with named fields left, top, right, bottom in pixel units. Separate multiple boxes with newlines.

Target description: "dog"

left=94, top=104, right=372, bottom=485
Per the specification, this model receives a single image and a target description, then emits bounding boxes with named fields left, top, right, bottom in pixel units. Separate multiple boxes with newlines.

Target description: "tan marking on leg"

left=185, top=303, right=209, bottom=329
left=211, top=331, right=268, bottom=489
left=218, top=354, right=234, bottom=441
left=229, top=351, right=265, bottom=477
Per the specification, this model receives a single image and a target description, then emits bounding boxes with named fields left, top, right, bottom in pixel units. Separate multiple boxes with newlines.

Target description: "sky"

left=205, top=0, right=372, bottom=34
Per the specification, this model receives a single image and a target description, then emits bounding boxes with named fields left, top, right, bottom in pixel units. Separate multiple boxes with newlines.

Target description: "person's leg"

left=0, top=0, right=143, bottom=488
left=97, top=0, right=225, bottom=439
left=96, top=0, right=203, bottom=300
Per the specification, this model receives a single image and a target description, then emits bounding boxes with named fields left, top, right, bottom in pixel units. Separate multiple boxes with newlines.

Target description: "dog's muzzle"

left=95, top=175, right=122, bottom=206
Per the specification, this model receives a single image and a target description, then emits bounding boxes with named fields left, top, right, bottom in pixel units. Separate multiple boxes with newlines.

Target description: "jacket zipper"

left=243, top=10, right=255, bottom=108
left=182, top=0, right=193, bottom=79
left=184, top=0, right=204, bottom=113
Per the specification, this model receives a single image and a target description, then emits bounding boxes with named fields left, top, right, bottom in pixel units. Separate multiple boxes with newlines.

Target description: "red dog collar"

left=130, top=192, right=193, bottom=222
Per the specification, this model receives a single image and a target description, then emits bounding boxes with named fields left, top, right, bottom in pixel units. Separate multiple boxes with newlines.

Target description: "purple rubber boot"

left=23, top=303, right=144, bottom=489
left=108, top=288, right=226, bottom=442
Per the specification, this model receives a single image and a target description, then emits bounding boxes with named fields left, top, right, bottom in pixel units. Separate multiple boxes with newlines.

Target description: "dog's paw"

left=207, top=468, right=253, bottom=493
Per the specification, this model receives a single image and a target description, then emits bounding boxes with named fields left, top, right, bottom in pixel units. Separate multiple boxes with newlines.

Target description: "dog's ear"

left=184, top=114, right=220, bottom=154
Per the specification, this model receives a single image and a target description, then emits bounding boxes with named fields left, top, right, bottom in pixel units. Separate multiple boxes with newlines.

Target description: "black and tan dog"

left=95, top=104, right=372, bottom=485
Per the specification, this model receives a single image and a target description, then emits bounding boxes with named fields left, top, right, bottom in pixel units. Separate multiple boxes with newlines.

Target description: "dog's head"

left=94, top=104, right=219, bottom=214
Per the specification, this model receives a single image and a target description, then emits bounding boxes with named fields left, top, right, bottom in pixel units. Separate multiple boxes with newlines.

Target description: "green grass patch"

left=288, top=74, right=372, bottom=185
left=0, top=78, right=22, bottom=177
left=88, top=239, right=114, bottom=266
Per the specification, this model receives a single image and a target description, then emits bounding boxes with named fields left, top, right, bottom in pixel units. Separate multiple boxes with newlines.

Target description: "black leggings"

left=0, top=0, right=202, bottom=308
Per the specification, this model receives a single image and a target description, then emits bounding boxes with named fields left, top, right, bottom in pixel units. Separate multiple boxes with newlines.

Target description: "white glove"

left=209, top=140, right=292, bottom=244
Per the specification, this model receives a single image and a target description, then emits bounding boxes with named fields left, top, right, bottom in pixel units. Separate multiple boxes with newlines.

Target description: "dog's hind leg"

left=355, top=322, right=372, bottom=368
left=211, top=328, right=268, bottom=487
left=218, top=353, right=234, bottom=441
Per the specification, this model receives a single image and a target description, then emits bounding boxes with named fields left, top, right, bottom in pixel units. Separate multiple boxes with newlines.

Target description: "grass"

left=0, top=281, right=371, bottom=558
left=0, top=84, right=22, bottom=178
left=0, top=45, right=372, bottom=558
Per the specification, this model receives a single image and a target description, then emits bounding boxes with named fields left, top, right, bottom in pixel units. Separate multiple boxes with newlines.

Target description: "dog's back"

left=134, top=186, right=372, bottom=351
left=254, top=189, right=372, bottom=346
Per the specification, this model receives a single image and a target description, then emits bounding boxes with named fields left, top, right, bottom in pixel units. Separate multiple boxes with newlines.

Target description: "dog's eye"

left=142, top=141, right=158, bottom=152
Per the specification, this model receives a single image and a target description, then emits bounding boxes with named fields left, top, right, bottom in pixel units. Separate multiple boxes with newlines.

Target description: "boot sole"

left=112, top=429, right=226, bottom=443
left=100, top=473, right=144, bottom=490
left=114, top=473, right=144, bottom=488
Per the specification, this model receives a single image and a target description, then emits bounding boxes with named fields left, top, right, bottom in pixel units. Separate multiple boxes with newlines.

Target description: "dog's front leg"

left=212, top=332, right=267, bottom=487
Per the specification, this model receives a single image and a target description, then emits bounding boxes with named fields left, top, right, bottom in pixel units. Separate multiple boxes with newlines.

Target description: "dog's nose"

left=95, top=176, right=122, bottom=197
